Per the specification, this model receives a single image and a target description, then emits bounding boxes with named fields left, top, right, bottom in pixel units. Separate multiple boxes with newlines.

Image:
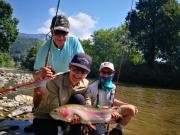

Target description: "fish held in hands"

left=50, top=104, right=122, bottom=124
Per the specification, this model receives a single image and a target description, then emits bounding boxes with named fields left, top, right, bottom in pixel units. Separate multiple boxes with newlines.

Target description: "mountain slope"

left=10, top=33, right=46, bottom=63
left=19, top=33, right=46, bottom=41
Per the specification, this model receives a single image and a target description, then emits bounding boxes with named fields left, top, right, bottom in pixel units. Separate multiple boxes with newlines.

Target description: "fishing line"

left=0, top=73, right=64, bottom=95
left=106, top=0, right=134, bottom=134
left=114, top=0, right=134, bottom=96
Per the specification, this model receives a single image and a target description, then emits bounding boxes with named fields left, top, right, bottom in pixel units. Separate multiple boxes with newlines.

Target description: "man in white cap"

left=88, top=62, right=138, bottom=135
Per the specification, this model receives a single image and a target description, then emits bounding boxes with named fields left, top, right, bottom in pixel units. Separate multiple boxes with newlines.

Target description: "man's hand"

left=133, top=105, right=138, bottom=116
left=111, top=111, right=122, bottom=121
left=33, top=66, right=54, bottom=80
left=70, top=114, right=81, bottom=124
left=40, top=66, right=54, bottom=78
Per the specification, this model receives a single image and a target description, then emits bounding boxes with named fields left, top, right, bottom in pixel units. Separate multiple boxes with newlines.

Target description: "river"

left=116, top=85, right=180, bottom=135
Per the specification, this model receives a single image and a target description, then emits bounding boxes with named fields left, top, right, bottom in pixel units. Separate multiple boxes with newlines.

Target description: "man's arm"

left=84, top=89, right=92, bottom=106
left=113, top=98, right=129, bottom=106
left=33, top=70, right=43, bottom=80
left=46, top=79, right=60, bottom=111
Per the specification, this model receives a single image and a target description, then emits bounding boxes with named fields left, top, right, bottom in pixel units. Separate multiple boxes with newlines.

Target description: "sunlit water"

left=116, top=85, right=180, bottom=135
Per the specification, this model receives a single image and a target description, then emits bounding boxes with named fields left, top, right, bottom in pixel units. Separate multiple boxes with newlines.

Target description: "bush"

left=0, top=52, right=15, bottom=67
left=22, top=41, right=42, bottom=70
left=119, top=63, right=180, bottom=89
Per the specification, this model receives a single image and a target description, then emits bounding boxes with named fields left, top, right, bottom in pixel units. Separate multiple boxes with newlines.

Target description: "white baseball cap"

left=99, top=62, right=115, bottom=71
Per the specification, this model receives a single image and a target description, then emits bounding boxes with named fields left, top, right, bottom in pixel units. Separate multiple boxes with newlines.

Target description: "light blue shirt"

left=34, top=35, right=84, bottom=73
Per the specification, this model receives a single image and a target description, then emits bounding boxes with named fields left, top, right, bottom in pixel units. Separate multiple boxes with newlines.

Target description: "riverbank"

left=0, top=69, right=34, bottom=133
left=0, top=69, right=33, bottom=89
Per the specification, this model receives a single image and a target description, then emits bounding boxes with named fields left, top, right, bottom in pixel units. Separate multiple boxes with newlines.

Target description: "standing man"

left=24, top=14, right=84, bottom=132
left=33, top=14, right=84, bottom=109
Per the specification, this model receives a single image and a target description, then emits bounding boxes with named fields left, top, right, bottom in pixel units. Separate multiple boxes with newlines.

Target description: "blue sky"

left=6, top=0, right=180, bottom=39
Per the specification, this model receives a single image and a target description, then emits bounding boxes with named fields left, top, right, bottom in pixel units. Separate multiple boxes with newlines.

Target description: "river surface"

left=116, top=85, right=180, bottom=135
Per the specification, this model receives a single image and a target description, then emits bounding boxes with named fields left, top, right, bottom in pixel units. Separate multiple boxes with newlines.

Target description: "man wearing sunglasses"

left=24, top=14, right=85, bottom=132
left=88, top=62, right=138, bottom=135
left=32, top=14, right=85, bottom=107
left=33, top=14, right=84, bottom=81
left=33, top=53, right=92, bottom=135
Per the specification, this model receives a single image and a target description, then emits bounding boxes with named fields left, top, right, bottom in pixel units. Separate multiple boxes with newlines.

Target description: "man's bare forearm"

left=32, top=70, right=42, bottom=80
left=113, top=99, right=128, bottom=106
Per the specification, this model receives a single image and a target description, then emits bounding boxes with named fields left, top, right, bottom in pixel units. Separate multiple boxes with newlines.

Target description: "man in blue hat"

left=33, top=53, right=92, bottom=135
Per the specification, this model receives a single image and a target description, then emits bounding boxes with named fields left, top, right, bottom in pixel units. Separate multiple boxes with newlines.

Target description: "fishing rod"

left=45, top=0, right=62, bottom=66
left=113, top=0, right=134, bottom=107
left=106, top=0, right=134, bottom=134
left=0, top=73, right=64, bottom=94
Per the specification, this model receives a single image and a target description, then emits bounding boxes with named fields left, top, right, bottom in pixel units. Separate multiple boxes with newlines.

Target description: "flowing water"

left=116, top=85, right=180, bottom=135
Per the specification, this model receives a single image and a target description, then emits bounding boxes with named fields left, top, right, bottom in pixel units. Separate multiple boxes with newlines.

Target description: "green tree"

left=128, top=0, right=180, bottom=65
left=91, top=29, right=122, bottom=71
left=95, top=29, right=123, bottom=60
left=0, top=52, right=14, bottom=67
left=0, top=0, right=19, bottom=52
left=81, top=28, right=128, bottom=76
left=80, top=39, right=94, bottom=55
left=113, top=25, right=144, bottom=65
left=22, top=41, right=43, bottom=70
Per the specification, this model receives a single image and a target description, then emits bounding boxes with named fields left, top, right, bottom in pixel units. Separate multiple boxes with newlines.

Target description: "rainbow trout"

left=50, top=104, right=122, bottom=124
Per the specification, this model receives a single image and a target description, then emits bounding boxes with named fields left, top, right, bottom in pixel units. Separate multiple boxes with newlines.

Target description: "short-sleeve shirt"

left=34, top=35, right=84, bottom=73
left=88, top=80, right=116, bottom=107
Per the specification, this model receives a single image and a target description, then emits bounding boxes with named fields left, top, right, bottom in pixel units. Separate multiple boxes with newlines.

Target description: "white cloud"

left=37, top=9, right=97, bottom=39
left=37, top=19, right=51, bottom=33
left=49, top=8, right=56, bottom=16
left=37, top=8, right=55, bottom=34
left=68, top=12, right=96, bottom=39
left=49, top=8, right=65, bottom=16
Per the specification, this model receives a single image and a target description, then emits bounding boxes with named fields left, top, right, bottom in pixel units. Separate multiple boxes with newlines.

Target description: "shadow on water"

left=116, top=85, right=180, bottom=135
left=0, top=119, right=33, bottom=135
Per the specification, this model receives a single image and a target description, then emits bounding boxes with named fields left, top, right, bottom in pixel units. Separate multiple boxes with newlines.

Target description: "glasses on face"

left=71, top=66, right=89, bottom=75
left=53, top=30, right=68, bottom=36
left=100, top=70, right=113, bottom=76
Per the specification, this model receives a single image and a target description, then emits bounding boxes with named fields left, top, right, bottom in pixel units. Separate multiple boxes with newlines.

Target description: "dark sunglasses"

left=71, top=66, right=89, bottom=74
left=53, top=30, right=68, bottom=36
left=100, top=70, right=113, bottom=75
